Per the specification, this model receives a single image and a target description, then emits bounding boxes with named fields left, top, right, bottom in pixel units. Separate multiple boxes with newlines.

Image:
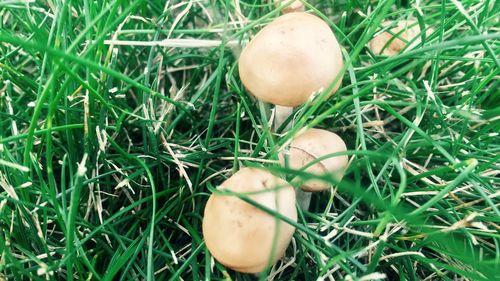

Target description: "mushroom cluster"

left=202, top=4, right=436, bottom=275
left=202, top=9, right=349, bottom=274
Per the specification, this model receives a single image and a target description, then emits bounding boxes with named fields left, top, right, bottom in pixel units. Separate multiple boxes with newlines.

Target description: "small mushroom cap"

left=279, top=128, right=348, bottom=191
left=273, top=0, right=304, bottom=13
left=239, top=12, right=343, bottom=107
left=368, top=19, right=431, bottom=56
left=202, top=168, right=297, bottom=273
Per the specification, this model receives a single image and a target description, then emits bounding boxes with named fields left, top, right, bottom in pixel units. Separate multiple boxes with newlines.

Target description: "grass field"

left=1, top=0, right=499, bottom=280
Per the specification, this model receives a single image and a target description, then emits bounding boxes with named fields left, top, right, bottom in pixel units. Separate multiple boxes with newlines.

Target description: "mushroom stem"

left=273, top=106, right=313, bottom=210
left=273, top=105, right=293, bottom=130
left=296, top=187, right=312, bottom=210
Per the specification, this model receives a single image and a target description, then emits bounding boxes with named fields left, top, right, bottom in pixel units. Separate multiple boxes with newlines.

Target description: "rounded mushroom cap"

left=273, top=0, right=304, bottom=13
left=368, top=19, right=431, bottom=56
left=202, top=168, right=297, bottom=273
left=279, top=128, right=348, bottom=191
left=238, top=12, right=343, bottom=107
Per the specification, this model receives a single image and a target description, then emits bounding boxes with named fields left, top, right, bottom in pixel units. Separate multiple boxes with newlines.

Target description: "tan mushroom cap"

left=273, top=0, right=304, bottom=13
left=202, top=168, right=297, bottom=273
left=279, top=128, right=348, bottom=191
left=368, top=19, right=432, bottom=56
left=238, top=12, right=344, bottom=107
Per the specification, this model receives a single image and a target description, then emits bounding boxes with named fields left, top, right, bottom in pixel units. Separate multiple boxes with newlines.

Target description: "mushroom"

left=202, top=167, right=297, bottom=273
left=273, top=0, right=304, bottom=13
left=279, top=128, right=348, bottom=192
left=238, top=12, right=343, bottom=107
left=368, top=19, right=432, bottom=56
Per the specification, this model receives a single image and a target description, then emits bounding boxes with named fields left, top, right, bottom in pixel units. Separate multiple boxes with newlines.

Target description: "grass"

left=0, top=0, right=499, bottom=280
